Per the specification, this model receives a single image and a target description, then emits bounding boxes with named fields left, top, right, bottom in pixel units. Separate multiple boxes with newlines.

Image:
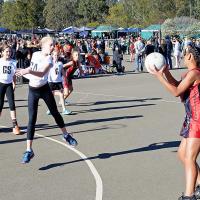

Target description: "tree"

left=106, top=2, right=128, bottom=27
left=162, top=16, right=199, bottom=36
left=121, top=0, right=177, bottom=27
left=0, top=1, right=16, bottom=30
left=26, top=0, right=46, bottom=28
left=0, top=0, right=45, bottom=30
left=106, top=0, right=119, bottom=6
left=44, top=0, right=79, bottom=30
left=78, top=0, right=109, bottom=25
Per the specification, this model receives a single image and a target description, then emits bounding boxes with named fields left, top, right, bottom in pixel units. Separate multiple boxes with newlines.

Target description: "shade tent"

left=117, top=28, right=141, bottom=33
left=62, top=26, right=81, bottom=34
left=17, top=28, right=55, bottom=34
left=40, top=28, right=55, bottom=33
left=79, top=26, right=95, bottom=31
left=141, top=24, right=161, bottom=32
left=91, top=25, right=118, bottom=37
left=79, top=31, right=89, bottom=37
left=141, top=24, right=161, bottom=39
left=92, top=25, right=118, bottom=32
left=0, top=27, right=13, bottom=33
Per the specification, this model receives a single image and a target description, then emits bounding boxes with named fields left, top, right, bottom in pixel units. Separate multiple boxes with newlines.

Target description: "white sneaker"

left=62, top=109, right=72, bottom=115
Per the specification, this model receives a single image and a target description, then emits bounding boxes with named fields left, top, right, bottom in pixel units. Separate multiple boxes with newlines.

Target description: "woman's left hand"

left=149, top=65, right=167, bottom=77
left=15, top=67, right=31, bottom=77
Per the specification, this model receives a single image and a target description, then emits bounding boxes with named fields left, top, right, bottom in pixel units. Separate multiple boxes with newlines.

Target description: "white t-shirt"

left=174, top=41, right=181, bottom=56
left=25, top=51, right=53, bottom=88
left=0, top=58, right=17, bottom=84
left=134, top=40, right=144, bottom=54
left=48, top=61, right=63, bottom=83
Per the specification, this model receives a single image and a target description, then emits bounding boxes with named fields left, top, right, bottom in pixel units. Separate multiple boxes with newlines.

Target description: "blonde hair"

left=1, top=44, right=11, bottom=52
left=40, top=36, right=54, bottom=47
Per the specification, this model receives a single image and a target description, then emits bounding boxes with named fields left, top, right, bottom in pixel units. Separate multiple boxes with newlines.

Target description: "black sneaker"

left=195, top=185, right=200, bottom=199
left=178, top=194, right=197, bottom=200
left=62, top=134, right=78, bottom=147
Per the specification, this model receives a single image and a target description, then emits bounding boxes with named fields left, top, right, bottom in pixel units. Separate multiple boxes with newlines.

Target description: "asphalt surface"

left=0, top=56, right=189, bottom=200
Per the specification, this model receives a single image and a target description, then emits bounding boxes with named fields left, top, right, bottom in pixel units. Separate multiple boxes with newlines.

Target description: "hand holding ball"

left=145, top=52, right=166, bottom=74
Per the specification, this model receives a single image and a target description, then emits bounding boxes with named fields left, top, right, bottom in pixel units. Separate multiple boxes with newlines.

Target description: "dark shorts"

left=64, top=77, right=73, bottom=88
left=48, top=82, right=63, bottom=91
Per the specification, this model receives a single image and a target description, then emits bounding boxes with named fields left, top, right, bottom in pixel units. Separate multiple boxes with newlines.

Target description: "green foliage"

left=0, top=0, right=45, bottom=30
left=44, top=0, right=79, bottom=30
left=78, top=0, right=109, bottom=25
left=186, top=22, right=200, bottom=35
left=86, top=21, right=100, bottom=27
left=162, top=16, right=200, bottom=36
left=0, top=0, right=200, bottom=30
left=1, top=2, right=16, bottom=30
left=106, top=2, right=128, bottom=27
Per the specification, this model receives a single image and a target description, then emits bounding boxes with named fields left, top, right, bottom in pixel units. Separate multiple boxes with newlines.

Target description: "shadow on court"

left=5, top=99, right=28, bottom=103
left=74, top=103, right=155, bottom=114
left=67, top=115, right=143, bottom=126
left=0, top=125, right=126, bottom=145
left=14, top=115, right=143, bottom=131
left=39, top=141, right=181, bottom=171
left=4, top=105, right=29, bottom=109
left=71, top=97, right=162, bottom=106
left=94, top=98, right=162, bottom=105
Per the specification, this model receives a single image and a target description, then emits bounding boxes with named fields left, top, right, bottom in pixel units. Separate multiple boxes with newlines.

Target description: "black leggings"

left=27, top=83, right=65, bottom=140
left=0, top=82, right=15, bottom=112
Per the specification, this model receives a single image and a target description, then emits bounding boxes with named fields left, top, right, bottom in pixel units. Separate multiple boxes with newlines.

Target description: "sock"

left=12, top=119, right=18, bottom=128
left=26, top=148, right=32, bottom=152
left=63, top=132, right=69, bottom=138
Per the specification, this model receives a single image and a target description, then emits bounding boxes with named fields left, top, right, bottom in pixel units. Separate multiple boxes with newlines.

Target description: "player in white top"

left=174, top=37, right=182, bottom=68
left=16, top=37, right=78, bottom=164
left=0, top=44, right=21, bottom=135
left=47, top=50, right=71, bottom=115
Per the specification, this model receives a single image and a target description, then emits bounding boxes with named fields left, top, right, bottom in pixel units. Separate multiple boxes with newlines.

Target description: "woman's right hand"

left=15, top=67, right=31, bottom=77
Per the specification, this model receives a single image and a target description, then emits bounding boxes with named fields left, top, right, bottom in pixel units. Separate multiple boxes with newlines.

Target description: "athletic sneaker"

left=62, top=134, right=78, bottom=147
left=178, top=195, right=197, bottom=200
left=46, top=110, right=51, bottom=115
left=62, top=109, right=72, bottom=115
left=195, top=185, right=200, bottom=199
left=21, top=150, right=34, bottom=164
left=13, top=125, right=21, bottom=135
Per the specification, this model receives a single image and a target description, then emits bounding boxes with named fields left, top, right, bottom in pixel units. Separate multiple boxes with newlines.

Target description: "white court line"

left=0, top=125, right=8, bottom=128
left=74, top=91, right=181, bottom=104
left=36, top=133, right=103, bottom=200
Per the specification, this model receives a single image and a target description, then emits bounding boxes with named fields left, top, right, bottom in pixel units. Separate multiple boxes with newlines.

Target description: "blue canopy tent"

left=62, top=26, right=80, bottom=34
left=17, top=28, right=55, bottom=35
left=17, top=28, right=55, bottom=34
left=17, top=29, right=43, bottom=34
left=0, top=27, right=14, bottom=33
left=79, top=31, right=89, bottom=38
left=38, top=28, right=55, bottom=34
left=78, top=27, right=95, bottom=38
left=117, top=28, right=141, bottom=37
left=17, top=29, right=34, bottom=34
left=79, top=26, right=95, bottom=31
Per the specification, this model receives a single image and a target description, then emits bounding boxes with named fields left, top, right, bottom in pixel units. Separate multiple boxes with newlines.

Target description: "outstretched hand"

left=149, top=65, right=167, bottom=77
left=15, top=67, right=31, bottom=77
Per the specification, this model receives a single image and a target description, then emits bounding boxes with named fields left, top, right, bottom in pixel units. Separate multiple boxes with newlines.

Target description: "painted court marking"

left=35, top=133, right=103, bottom=200
left=0, top=124, right=103, bottom=200
left=0, top=125, right=7, bottom=128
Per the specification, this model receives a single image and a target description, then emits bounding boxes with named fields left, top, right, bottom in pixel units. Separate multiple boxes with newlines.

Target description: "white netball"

left=145, top=52, right=166, bottom=74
